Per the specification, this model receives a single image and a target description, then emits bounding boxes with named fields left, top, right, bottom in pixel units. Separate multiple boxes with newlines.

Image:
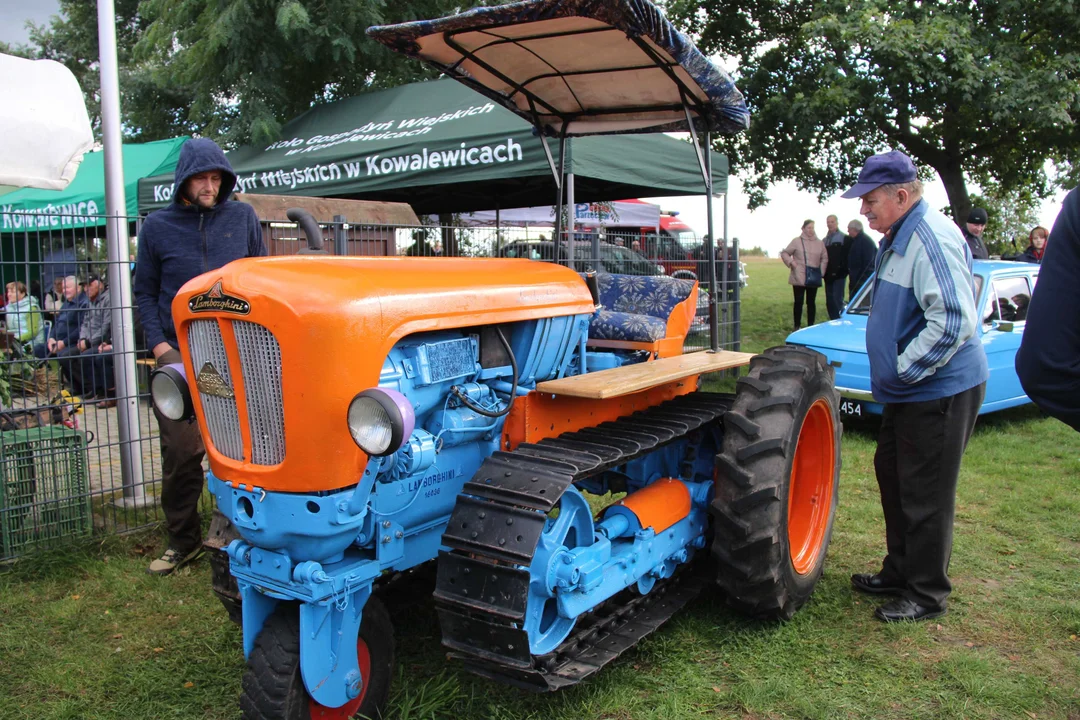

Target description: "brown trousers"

left=155, top=348, right=206, bottom=552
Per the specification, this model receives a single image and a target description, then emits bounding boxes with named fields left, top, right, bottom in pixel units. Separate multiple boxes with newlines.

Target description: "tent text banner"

left=137, top=80, right=729, bottom=216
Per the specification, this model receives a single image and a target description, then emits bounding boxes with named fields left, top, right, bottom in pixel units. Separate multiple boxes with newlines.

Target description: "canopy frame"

left=368, top=0, right=749, bottom=350
left=439, top=26, right=715, bottom=136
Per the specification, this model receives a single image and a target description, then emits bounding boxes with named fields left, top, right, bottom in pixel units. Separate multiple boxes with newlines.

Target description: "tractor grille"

left=186, top=319, right=285, bottom=465
left=233, top=321, right=286, bottom=465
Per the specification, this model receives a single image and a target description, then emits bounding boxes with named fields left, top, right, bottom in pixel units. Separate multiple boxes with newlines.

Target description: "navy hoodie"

left=134, top=138, right=266, bottom=351
left=1016, top=187, right=1080, bottom=431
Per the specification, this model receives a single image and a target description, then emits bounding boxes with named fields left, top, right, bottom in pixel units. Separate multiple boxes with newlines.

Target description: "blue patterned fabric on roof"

left=368, top=0, right=749, bottom=136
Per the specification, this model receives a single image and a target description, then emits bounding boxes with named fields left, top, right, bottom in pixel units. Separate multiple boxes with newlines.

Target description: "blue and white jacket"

left=866, top=198, right=987, bottom=403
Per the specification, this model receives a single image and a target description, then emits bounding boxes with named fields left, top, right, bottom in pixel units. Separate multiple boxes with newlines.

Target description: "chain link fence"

left=0, top=210, right=740, bottom=560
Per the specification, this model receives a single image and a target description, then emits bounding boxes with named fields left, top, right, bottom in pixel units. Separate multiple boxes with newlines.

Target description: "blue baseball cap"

left=841, top=151, right=918, bottom=198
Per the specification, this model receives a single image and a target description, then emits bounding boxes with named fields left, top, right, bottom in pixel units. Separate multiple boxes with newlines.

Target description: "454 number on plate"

left=839, top=399, right=862, bottom=417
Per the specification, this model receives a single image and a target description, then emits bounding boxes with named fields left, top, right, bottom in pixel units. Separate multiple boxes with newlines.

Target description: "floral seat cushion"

left=587, top=273, right=697, bottom=343
left=589, top=310, right=668, bottom=343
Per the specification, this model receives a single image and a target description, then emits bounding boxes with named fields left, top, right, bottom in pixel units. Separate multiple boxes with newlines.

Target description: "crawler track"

left=433, top=392, right=733, bottom=691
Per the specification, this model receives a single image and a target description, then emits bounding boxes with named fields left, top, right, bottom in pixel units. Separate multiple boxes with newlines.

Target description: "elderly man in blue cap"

left=843, top=150, right=987, bottom=622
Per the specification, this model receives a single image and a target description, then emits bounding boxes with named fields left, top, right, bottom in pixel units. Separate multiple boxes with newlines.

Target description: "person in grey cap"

left=962, top=207, right=990, bottom=259
left=842, top=150, right=987, bottom=623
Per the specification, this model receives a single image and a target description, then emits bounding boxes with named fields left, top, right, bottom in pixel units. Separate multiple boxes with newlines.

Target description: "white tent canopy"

left=0, top=54, right=94, bottom=190
left=461, top=199, right=661, bottom=228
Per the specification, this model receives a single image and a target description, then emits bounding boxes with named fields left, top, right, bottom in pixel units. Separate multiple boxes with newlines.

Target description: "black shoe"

left=851, top=573, right=905, bottom=595
left=874, top=597, right=946, bottom=623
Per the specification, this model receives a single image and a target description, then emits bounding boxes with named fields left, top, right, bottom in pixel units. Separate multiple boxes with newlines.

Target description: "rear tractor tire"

left=711, top=345, right=842, bottom=620
left=240, top=597, right=394, bottom=720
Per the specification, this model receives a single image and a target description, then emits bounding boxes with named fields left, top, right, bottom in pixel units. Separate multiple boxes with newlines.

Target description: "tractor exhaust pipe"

left=287, top=208, right=327, bottom=254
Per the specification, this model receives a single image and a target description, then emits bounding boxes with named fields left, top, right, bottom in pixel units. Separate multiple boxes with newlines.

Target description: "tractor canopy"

left=367, top=0, right=749, bottom=138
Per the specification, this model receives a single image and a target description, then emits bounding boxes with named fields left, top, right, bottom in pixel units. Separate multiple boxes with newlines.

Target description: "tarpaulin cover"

left=0, top=54, right=95, bottom=190
left=137, top=80, right=727, bottom=215
left=367, top=0, right=749, bottom=137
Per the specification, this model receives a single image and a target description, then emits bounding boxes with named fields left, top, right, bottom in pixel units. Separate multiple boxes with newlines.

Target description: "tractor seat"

left=586, top=273, right=698, bottom=357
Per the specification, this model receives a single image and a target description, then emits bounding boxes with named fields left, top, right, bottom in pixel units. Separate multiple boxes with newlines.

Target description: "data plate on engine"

left=407, top=335, right=479, bottom=386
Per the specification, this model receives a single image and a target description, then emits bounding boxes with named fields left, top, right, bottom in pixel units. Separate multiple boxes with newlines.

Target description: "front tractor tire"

left=712, top=345, right=842, bottom=620
left=240, top=597, right=394, bottom=720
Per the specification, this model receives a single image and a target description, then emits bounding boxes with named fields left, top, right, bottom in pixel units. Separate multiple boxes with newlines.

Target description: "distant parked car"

left=497, top=240, right=662, bottom=275
left=785, top=260, right=1039, bottom=418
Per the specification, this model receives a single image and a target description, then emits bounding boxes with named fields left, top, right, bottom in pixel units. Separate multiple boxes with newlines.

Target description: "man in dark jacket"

left=823, top=214, right=849, bottom=319
left=1016, top=188, right=1080, bottom=431
left=33, top=275, right=87, bottom=359
left=845, top=219, right=878, bottom=300
left=962, top=207, right=990, bottom=259
left=134, top=137, right=266, bottom=575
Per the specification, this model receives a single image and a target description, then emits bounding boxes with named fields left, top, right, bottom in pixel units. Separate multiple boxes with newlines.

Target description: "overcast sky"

left=0, top=0, right=61, bottom=46
left=648, top=170, right=1069, bottom=258
left=3, top=0, right=1066, bottom=252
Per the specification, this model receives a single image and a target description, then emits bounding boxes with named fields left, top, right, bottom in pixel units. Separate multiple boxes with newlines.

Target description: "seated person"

left=34, top=275, right=87, bottom=359
left=4, top=280, right=46, bottom=350
left=57, top=273, right=114, bottom=401
left=42, top=277, right=65, bottom=323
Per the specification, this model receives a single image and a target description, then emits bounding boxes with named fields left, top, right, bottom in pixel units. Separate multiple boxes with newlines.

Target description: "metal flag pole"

left=98, top=0, right=150, bottom=507
left=703, top=132, right=719, bottom=352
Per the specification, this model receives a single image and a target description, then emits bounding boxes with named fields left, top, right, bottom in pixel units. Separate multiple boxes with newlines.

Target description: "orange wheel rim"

left=787, top=398, right=835, bottom=575
left=308, top=636, right=371, bottom=718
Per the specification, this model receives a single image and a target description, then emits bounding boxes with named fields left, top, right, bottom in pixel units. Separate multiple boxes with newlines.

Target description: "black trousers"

left=874, top=382, right=986, bottom=609
left=57, top=346, right=115, bottom=397
left=155, top=348, right=206, bottom=553
left=825, top=278, right=846, bottom=320
left=792, top=285, right=818, bottom=327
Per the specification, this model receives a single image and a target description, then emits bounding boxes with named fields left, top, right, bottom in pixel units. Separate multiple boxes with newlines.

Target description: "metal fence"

left=0, top=211, right=740, bottom=560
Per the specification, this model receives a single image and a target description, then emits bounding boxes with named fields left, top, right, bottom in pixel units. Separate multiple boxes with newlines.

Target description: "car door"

left=979, top=271, right=1035, bottom=410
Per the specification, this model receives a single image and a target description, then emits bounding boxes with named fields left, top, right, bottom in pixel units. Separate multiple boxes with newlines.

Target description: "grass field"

left=2, top=260, right=1079, bottom=720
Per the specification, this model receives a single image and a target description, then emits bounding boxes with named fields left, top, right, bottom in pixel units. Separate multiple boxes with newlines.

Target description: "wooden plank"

left=535, top=350, right=755, bottom=400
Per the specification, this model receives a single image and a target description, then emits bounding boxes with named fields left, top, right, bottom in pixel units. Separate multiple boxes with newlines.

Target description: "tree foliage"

left=669, top=0, right=1080, bottom=223
left=967, top=185, right=1041, bottom=257
left=135, top=0, right=489, bottom=147
left=5, top=0, right=194, bottom=142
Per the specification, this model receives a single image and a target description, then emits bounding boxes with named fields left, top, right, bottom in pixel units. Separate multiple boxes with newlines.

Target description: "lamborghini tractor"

left=150, top=2, right=843, bottom=718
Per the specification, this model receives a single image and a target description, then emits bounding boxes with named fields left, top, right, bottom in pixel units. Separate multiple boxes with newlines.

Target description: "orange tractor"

left=152, top=2, right=842, bottom=718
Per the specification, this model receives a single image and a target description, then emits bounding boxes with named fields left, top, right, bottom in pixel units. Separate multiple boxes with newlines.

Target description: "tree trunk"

left=438, top=213, right=459, bottom=257
left=935, top=161, right=971, bottom=226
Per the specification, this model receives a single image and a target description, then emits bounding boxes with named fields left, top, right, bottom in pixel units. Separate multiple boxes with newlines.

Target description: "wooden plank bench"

left=535, top=350, right=755, bottom=400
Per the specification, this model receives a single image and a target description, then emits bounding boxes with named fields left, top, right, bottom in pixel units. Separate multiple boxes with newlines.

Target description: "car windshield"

left=669, top=229, right=698, bottom=245
left=847, top=273, right=988, bottom=317
left=846, top=277, right=874, bottom=315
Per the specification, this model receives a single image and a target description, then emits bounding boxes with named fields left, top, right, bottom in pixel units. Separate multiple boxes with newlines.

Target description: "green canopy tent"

left=137, top=80, right=725, bottom=216
left=2, top=137, right=186, bottom=233
left=0, top=137, right=186, bottom=289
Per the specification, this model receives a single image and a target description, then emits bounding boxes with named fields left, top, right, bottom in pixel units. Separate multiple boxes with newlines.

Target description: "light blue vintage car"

left=786, top=260, right=1038, bottom=418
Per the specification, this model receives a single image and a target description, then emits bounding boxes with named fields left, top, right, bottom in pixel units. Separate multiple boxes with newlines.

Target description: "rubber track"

left=433, top=392, right=732, bottom=691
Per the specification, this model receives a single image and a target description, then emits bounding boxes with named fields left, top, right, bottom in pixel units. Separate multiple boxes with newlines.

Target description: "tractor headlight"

left=151, top=363, right=194, bottom=421
left=347, top=388, right=415, bottom=456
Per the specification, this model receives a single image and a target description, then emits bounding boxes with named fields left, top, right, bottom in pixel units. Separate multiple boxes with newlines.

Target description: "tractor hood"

left=171, top=256, right=595, bottom=492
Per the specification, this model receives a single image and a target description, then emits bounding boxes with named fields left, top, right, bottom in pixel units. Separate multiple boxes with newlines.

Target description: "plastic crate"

left=0, top=426, right=92, bottom=558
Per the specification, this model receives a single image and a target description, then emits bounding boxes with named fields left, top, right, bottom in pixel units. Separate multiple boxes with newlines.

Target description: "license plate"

left=839, top=399, right=862, bottom=417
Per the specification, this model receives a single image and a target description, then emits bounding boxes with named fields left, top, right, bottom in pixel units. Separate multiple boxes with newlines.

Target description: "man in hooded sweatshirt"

left=134, top=138, right=267, bottom=575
